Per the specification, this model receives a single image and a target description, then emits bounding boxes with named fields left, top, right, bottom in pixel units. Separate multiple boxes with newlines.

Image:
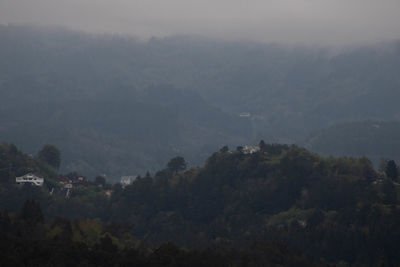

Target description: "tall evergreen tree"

left=385, top=160, right=398, bottom=180
left=167, top=156, right=187, bottom=174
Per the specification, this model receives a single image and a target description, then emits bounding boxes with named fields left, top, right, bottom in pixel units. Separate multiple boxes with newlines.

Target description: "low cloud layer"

left=1, top=0, right=399, bottom=45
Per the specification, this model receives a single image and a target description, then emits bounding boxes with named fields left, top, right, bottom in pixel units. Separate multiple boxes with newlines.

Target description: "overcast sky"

left=1, top=0, right=399, bottom=45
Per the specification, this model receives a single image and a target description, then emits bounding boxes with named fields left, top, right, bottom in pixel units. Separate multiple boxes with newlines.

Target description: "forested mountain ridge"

left=1, top=143, right=400, bottom=265
left=1, top=25, right=400, bottom=179
left=305, top=120, right=400, bottom=166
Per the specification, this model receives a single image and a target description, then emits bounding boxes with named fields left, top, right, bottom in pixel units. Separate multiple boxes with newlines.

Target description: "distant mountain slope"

left=0, top=84, right=250, bottom=179
left=305, top=121, right=400, bottom=165
left=1, top=25, right=400, bottom=178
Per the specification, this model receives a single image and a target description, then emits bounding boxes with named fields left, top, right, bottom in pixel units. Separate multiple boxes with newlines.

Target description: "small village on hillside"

left=12, top=144, right=263, bottom=199
left=14, top=172, right=134, bottom=199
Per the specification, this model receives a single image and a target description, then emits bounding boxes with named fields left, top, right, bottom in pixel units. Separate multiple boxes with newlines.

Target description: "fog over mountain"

left=1, top=0, right=400, bottom=45
left=0, top=25, right=400, bottom=179
left=1, top=0, right=400, bottom=179
left=2, top=2, right=400, bottom=266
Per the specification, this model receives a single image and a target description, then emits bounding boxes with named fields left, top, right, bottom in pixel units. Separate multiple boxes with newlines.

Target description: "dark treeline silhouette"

left=1, top=143, right=400, bottom=265
left=0, top=202, right=319, bottom=267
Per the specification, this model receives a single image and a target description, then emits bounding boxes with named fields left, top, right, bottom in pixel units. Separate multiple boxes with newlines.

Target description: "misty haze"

left=1, top=1, right=400, bottom=266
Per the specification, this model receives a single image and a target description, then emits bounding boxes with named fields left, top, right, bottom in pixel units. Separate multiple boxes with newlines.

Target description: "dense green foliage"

left=1, top=143, right=400, bottom=265
left=1, top=25, right=400, bottom=179
left=38, top=144, right=61, bottom=169
left=0, top=204, right=319, bottom=267
left=386, top=160, right=399, bottom=181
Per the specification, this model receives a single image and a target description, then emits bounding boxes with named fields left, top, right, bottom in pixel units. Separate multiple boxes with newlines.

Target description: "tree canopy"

left=38, top=144, right=61, bottom=170
left=167, top=156, right=187, bottom=174
left=385, top=160, right=398, bottom=180
left=1, top=143, right=400, bottom=266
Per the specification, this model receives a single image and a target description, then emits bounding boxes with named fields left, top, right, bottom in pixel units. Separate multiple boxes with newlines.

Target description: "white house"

left=15, top=173, right=44, bottom=186
left=120, top=175, right=137, bottom=188
left=243, top=145, right=260, bottom=154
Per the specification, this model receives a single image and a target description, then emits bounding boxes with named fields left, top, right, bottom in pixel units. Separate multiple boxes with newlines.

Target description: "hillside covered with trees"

left=1, top=143, right=400, bottom=266
left=0, top=203, right=318, bottom=267
left=1, top=25, right=400, bottom=179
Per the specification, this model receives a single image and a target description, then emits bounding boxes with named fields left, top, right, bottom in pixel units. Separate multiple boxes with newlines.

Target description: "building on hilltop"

left=120, top=175, right=137, bottom=188
left=16, top=173, right=44, bottom=187
left=58, top=176, right=69, bottom=184
left=72, top=176, right=88, bottom=186
left=58, top=175, right=88, bottom=188
left=242, top=145, right=260, bottom=154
